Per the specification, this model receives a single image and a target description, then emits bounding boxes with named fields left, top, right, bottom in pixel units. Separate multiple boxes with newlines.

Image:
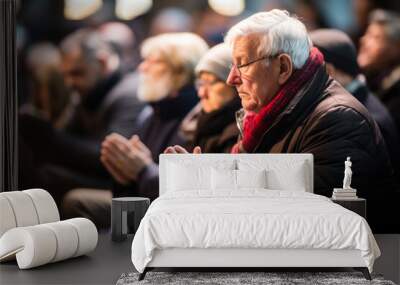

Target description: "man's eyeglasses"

left=230, top=54, right=277, bottom=78
left=195, top=78, right=222, bottom=90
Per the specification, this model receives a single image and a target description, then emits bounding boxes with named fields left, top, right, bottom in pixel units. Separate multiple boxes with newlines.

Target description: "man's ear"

left=277, top=54, right=293, bottom=85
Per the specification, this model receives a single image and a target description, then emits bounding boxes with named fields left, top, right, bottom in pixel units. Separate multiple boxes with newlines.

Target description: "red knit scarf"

left=231, top=47, right=324, bottom=153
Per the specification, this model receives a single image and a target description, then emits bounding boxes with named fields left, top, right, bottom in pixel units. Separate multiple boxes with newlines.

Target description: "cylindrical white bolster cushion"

left=0, top=218, right=98, bottom=269
left=23, top=189, right=60, bottom=224
left=42, top=221, right=79, bottom=262
left=0, top=191, right=39, bottom=227
left=0, top=196, right=17, bottom=237
left=0, top=226, right=57, bottom=269
left=65, top=218, right=98, bottom=257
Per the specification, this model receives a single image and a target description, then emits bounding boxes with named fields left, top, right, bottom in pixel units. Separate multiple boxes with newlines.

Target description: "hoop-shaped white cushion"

left=0, top=196, right=17, bottom=237
left=0, top=218, right=98, bottom=269
left=23, top=189, right=60, bottom=223
left=1, top=191, right=39, bottom=227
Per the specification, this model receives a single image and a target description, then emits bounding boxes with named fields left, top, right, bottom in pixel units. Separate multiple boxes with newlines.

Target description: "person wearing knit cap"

left=194, top=43, right=239, bottom=112
left=310, top=29, right=400, bottom=182
left=188, top=43, right=241, bottom=153
left=177, top=43, right=241, bottom=153
left=195, top=43, right=233, bottom=95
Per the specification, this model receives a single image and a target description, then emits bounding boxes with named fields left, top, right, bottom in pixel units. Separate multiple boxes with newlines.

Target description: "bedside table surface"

left=330, top=197, right=366, bottom=201
left=331, top=198, right=366, bottom=201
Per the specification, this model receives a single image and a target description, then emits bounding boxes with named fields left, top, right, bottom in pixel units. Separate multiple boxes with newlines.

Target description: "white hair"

left=224, top=9, right=312, bottom=69
left=140, top=33, right=209, bottom=80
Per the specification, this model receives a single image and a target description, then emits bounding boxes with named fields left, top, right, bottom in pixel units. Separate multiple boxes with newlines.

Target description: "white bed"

left=131, top=154, right=380, bottom=280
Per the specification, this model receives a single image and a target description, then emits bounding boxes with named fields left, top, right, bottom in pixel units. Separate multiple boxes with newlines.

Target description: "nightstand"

left=331, top=198, right=366, bottom=219
left=111, top=197, right=150, bottom=242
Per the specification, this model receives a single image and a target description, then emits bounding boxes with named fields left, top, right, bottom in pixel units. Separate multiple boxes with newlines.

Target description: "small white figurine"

left=343, top=157, right=353, bottom=189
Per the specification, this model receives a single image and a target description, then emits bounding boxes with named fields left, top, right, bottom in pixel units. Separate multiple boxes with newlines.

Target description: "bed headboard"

left=159, top=153, right=314, bottom=195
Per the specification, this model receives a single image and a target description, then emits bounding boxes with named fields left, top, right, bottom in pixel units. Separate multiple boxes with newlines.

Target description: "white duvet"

left=131, top=190, right=380, bottom=273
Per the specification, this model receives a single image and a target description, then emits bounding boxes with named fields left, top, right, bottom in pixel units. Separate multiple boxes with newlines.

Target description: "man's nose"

left=226, top=66, right=242, bottom=86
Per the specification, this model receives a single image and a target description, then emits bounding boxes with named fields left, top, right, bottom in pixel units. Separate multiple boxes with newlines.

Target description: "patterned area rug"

left=117, top=271, right=396, bottom=285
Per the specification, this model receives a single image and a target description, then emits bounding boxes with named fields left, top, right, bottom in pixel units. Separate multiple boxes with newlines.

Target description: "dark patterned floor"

left=117, top=271, right=396, bottom=285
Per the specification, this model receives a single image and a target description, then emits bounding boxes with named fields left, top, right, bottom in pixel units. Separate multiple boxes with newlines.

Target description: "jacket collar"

left=381, top=65, right=400, bottom=96
left=367, top=65, right=400, bottom=96
left=253, top=65, right=330, bottom=152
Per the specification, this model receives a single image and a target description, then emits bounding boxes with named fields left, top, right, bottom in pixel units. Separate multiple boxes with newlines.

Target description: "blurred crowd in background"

left=16, top=0, right=400, bottom=231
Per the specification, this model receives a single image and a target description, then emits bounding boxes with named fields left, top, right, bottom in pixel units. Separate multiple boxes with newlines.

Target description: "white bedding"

left=131, top=190, right=380, bottom=273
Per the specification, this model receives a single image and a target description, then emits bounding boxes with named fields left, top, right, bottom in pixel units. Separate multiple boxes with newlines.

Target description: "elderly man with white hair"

left=166, top=10, right=396, bottom=231
left=62, top=33, right=208, bottom=228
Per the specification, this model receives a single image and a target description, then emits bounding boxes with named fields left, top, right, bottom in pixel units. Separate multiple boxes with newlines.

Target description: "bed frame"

left=139, top=154, right=372, bottom=281
left=139, top=248, right=370, bottom=280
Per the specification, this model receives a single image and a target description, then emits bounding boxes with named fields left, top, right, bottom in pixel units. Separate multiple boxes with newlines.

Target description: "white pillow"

left=211, top=168, right=236, bottom=190
left=266, top=162, right=308, bottom=191
left=237, top=160, right=309, bottom=192
left=167, top=162, right=211, bottom=191
left=167, top=160, right=236, bottom=192
left=236, top=169, right=267, bottom=189
left=211, top=169, right=267, bottom=191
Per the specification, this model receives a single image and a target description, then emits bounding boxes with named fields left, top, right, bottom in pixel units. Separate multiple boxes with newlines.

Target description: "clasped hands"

left=101, top=133, right=153, bottom=185
left=101, top=133, right=202, bottom=185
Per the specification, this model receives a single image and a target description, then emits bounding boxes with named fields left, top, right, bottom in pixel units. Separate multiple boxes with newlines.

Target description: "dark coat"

left=113, top=84, right=199, bottom=200
left=368, top=66, right=400, bottom=136
left=251, top=66, right=397, bottom=232
left=381, top=80, right=400, bottom=135
left=191, top=97, right=241, bottom=153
